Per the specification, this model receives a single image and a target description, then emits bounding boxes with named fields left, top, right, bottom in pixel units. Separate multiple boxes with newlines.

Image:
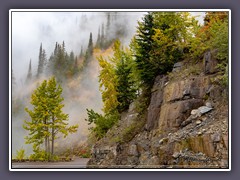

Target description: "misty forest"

left=12, top=11, right=229, bottom=168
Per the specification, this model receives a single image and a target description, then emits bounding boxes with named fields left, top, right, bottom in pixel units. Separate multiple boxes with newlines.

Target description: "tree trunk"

left=51, top=129, right=54, bottom=156
left=44, top=118, right=48, bottom=156
left=48, top=136, right=50, bottom=160
left=51, top=117, right=55, bottom=156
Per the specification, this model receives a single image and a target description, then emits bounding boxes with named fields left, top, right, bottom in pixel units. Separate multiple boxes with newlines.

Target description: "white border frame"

left=9, top=9, right=231, bottom=171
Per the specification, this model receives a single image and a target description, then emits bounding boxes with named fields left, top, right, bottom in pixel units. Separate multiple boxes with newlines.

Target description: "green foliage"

left=151, top=12, right=194, bottom=70
left=98, top=40, right=138, bottom=114
left=208, top=18, right=228, bottom=61
left=47, top=42, right=81, bottom=80
left=15, top=148, right=26, bottom=161
left=131, top=12, right=157, bottom=85
left=85, top=32, right=94, bottom=63
left=98, top=55, right=119, bottom=114
left=87, top=40, right=138, bottom=139
left=189, top=12, right=228, bottom=63
left=132, top=12, right=197, bottom=86
left=112, top=118, right=146, bottom=144
left=113, top=40, right=138, bottom=112
left=24, top=77, right=78, bottom=160
left=29, top=147, right=50, bottom=161
left=211, top=64, right=228, bottom=88
left=85, top=109, right=119, bottom=139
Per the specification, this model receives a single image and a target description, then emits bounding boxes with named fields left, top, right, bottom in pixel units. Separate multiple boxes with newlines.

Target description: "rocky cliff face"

left=87, top=51, right=229, bottom=169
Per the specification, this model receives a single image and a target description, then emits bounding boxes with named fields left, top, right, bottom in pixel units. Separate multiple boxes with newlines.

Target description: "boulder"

left=198, top=106, right=213, bottom=115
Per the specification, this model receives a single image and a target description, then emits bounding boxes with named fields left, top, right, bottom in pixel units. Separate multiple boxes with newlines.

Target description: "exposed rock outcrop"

left=146, top=75, right=168, bottom=131
left=87, top=52, right=228, bottom=169
left=204, top=50, right=218, bottom=75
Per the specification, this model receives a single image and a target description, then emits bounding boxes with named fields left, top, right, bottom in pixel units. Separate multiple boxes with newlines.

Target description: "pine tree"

left=53, top=41, right=67, bottom=80
left=132, top=12, right=156, bottom=86
left=85, top=32, right=93, bottom=63
left=73, top=56, right=79, bottom=75
left=114, top=42, right=137, bottom=112
left=100, top=23, right=105, bottom=48
left=98, top=40, right=137, bottom=113
left=26, top=59, right=32, bottom=84
left=37, top=43, right=47, bottom=78
left=24, top=77, right=78, bottom=159
left=69, top=51, right=75, bottom=67
left=106, top=12, right=111, bottom=38
left=54, top=42, right=58, bottom=56
left=96, top=27, right=101, bottom=48
left=133, top=12, right=195, bottom=86
left=79, top=46, right=84, bottom=58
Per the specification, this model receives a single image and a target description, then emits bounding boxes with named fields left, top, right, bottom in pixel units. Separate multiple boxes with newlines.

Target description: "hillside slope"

left=87, top=50, right=229, bottom=168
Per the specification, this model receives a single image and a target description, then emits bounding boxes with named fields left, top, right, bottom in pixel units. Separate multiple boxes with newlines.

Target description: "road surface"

left=12, top=158, right=89, bottom=169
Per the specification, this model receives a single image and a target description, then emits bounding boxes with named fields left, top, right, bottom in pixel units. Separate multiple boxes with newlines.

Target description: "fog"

left=11, top=11, right=205, bottom=156
left=11, top=11, right=145, bottom=155
left=12, top=12, right=144, bottom=82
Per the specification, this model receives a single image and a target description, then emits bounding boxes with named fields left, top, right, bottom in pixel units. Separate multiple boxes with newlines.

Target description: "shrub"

left=15, top=148, right=26, bottom=161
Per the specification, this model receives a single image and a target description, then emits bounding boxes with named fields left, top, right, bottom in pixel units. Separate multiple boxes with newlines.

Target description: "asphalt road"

left=11, top=158, right=90, bottom=169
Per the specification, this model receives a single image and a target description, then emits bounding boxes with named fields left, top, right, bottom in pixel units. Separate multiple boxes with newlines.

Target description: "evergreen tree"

left=37, top=43, right=43, bottom=77
left=37, top=43, right=47, bottom=78
left=53, top=41, right=68, bottom=80
left=132, top=12, right=195, bottom=86
left=54, top=42, right=58, bottom=56
left=100, top=23, right=105, bottom=48
left=86, top=40, right=137, bottom=138
left=24, top=77, right=78, bottom=159
left=98, top=40, right=137, bottom=113
left=106, top=12, right=111, bottom=39
left=69, top=51, right=75, bottom=67
left=79, top=46, right=84, bottom=58
left=96, top=27, right=101, bottom=48
left=132, top=12, right=156, bottom=86
left=106, top=12, right=111, bottom=30
left=85, top=32, right=93, bottom=62
left=113, top=40, right=137, bottom=112
left=26, top=59, right=32, bottom=84
left=73, top=56, right=79, bottom=75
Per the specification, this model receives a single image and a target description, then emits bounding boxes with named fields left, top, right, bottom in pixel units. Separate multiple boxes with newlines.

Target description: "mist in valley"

left=11, top=11, right=145, bottom=156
